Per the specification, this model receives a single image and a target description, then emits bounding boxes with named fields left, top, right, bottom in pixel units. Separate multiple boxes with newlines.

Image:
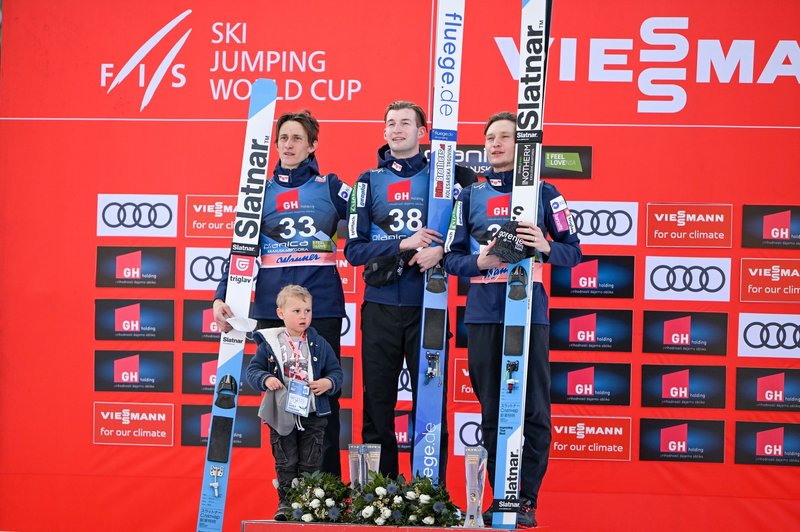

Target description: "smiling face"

left=484, top=118, right=516, bottom=172
left=384, top=107, right=425, bottom=159
left=277, top=120, right=317, bottom=169
left=277, top=295, right=313, bottom=337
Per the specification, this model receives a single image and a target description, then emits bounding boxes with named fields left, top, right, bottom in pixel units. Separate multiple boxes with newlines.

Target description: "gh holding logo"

left=100, top=10, right=191, bottom=111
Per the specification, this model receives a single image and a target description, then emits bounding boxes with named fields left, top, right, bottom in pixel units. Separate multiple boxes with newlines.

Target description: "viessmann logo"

left=100, top=10, right=192, bottom=111
left=496, top=16, right=799, bottom=114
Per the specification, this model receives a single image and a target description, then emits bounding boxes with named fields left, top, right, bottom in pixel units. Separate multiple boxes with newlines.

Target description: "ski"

left=491, top=0, right=551, bottom=528
left=197, top=78, right=278, bottom=532
left=411, top=0, right=466, bottom=483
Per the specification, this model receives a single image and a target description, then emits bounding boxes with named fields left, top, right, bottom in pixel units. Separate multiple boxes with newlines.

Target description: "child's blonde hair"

left=276, top=284, right=312, bottom=309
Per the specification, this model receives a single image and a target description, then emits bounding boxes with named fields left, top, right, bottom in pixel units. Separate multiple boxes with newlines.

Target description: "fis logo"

left=663, top=316, right=691, bottom=346
left=567, top=367, right=595, bottom=396
left=571, top=259, right=599, bottom=289
left=757, top=373, right=785, bottom=402
left=662, top=369, right=690, bottom=399
left=756, top=427, right=784, bottom=457
left=569, top=313, right=597, bottom=343
left=202, top=308, right=220, bottom=334
left=388, top=180, right=411, bottom=202
left=115, top=250, right=142, bottom=279
left=763, top=210, right=792, bottom=240
left=115, top=304, right=141, bottom=332
left=202, top=360, right=218, bottom=387
left=660, top=423, right=689, bottom=453
left=276, top=190, right=300, bottom=212
left=487, top=195, right=510, bottom=218
left=100, top=10, right=191, bottom=111
left=114, top=354, right=140, bottom=383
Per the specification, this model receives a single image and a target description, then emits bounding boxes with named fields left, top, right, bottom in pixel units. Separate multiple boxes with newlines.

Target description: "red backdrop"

left=1, top=1, right=799, bottom=531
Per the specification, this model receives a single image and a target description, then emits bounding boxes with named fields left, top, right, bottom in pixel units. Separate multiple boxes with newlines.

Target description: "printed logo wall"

left=2, top=1, right=800, bottom=531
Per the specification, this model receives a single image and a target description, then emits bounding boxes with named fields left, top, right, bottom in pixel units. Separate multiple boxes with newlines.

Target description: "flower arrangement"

left=284, top=471, right=349, bottom=523
left=349, top=472, right=409, bottom=526
left=403, top=475, right=461, bottom=527
left=282, top=471, right=461, bottom=526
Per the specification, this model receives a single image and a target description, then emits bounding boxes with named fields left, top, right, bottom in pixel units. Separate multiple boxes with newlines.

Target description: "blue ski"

left=411, top=0, right=466, bottom=483
left=196, top=79, right=278, bottom=532
left=491, top=0, right=551, bottom=528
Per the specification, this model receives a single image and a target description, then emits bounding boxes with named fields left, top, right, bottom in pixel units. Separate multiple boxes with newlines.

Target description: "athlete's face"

left=277, top=120, right=317, bottom=169
left=485, top=119, right=516, bottom=172
left=384, top=108, right=425, bottom=159
left=277, top=296, right=312, bottom=337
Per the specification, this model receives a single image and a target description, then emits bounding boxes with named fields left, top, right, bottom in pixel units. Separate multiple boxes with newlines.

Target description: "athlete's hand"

left=477, top=239, right=505, bottom=270
left=399, top=228, right=443, bottom=251
left=409, top=246, right=444, bottom=271
left=309, top=378, right=333, bottom=395
left=517, top=221, right=550, bottom=254
left=264, top=376, right=284, bottom=391
left=212, top=299, right=234, bottom=333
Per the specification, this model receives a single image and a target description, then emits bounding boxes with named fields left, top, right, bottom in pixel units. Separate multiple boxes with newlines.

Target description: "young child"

left=246, top=284, right=344, bottom=521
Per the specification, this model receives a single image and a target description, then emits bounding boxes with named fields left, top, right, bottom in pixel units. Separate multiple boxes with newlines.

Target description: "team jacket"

left=215, top=156, right=351, bottom=319
left=443, top=168, right=582, bottom=324
left=246, top=326, right=343, bottom=417
left=344, top=145, right=476, bottom=306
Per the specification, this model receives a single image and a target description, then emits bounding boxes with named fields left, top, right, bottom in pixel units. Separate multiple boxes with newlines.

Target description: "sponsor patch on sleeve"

left=338, top=183, right=352, bottom=201
left=348, top=214, right=359, bottom=239
left=553, top=210, right=570, bottom=233
left=356, top=182, right=368, bottom=208
left=550, top=195, right=568, bottom=213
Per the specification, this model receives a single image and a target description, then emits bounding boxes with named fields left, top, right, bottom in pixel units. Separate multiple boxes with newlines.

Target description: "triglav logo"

left=101, top=10, right=192, bottom=111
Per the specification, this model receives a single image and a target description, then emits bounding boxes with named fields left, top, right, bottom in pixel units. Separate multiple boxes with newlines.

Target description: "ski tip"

left=248, top=79, right=278, bottom=118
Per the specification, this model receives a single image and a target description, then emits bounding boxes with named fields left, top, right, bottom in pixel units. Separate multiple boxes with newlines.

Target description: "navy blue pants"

left=466, top=323, right=551, bottom=508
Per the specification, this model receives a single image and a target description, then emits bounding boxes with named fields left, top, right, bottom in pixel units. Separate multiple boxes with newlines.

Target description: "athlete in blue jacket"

left=213, top=110, right=350, bottom=475
left=443, top=112, right=582, bottom=528
left=344, top=101, right=475, bottom=480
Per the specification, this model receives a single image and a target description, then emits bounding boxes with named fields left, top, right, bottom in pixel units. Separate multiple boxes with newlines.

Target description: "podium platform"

left=242, top=521, right=550, bottom=531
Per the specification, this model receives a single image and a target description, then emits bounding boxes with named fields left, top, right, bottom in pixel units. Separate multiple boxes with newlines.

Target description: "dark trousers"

left=258, top=317, right=342, bottom=476
left=360, top=302, right=449, bottom=480
left=466, top=323, right=551, bottom=508
left=269, top=413, right=328, bottom=504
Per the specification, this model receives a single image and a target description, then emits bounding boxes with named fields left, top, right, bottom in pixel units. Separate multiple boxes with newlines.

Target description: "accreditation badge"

left=285, top=379, right=311, bottom=417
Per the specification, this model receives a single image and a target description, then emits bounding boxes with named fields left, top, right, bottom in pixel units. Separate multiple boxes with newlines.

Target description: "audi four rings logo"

left=743, top=322, right=800, bottom=349
left=190, top=256, right=228, bottom=282
left=102, top=202, right=173, bottom=229
left=97, top=194, right=178, bottom=237
left=458, top=421, right=484, bottom=447
left=572, top=209, right=633, bottom=237
left=397, top=368, right=412, bottom=392
left=650, top=265, right=726, bottom=293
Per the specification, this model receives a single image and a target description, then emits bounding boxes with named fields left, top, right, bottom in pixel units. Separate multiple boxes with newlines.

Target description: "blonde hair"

left=276, top=284, right=312, bottom=308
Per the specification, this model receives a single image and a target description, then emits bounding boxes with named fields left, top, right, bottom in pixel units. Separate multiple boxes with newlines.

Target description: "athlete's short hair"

left=384, top=101, right=427, bottom=128
left=483, top=111, right=516, bottom=135
left=276, top=110, right=320, bottom=145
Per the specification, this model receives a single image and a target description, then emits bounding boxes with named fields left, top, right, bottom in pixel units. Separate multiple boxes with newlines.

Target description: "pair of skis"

left=196, top=79, right=277, bottom=532
left=411, top=0, right=466, bottom=483
left=492, top=0, right=552, bottom=529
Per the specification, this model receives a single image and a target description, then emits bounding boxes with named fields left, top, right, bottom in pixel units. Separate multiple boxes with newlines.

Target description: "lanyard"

left=283, top=331, right=307, bottom=380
